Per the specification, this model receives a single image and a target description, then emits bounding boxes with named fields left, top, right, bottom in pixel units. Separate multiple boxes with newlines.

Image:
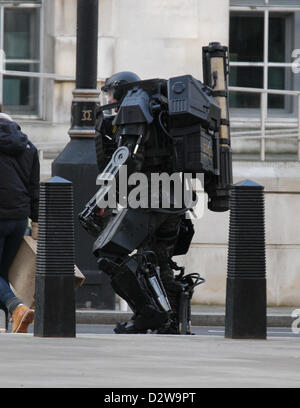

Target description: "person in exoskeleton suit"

left=94, top=72, right=192, bottom=334
left=79, top=44, right=232, bottom=336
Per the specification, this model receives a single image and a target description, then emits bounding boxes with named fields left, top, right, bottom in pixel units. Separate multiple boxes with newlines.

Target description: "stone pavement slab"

left=0, top=332, right=299, bottom=388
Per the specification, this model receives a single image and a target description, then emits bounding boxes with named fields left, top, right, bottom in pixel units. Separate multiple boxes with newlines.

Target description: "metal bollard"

left=225, top=179, right=266, bottom=339
left=34, top=177, right=76, bottom=338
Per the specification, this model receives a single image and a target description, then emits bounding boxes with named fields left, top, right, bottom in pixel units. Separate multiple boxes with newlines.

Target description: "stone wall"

left=44, top=0, right=229, bottom=123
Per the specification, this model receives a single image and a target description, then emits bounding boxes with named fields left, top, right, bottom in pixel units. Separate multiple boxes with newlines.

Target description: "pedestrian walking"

left=0, top=112, right=40, bottom=333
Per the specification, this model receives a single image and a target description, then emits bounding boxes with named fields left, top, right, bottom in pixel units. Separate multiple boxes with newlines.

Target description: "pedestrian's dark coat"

left=0, top=119, right=40, bottom=222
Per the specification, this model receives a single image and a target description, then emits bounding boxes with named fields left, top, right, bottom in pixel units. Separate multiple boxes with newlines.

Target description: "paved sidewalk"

left=0, top=331, right=299, bottom=388
left=0, top=305, right=299, bottom=388
left=76, top=305, right=299, bottom=327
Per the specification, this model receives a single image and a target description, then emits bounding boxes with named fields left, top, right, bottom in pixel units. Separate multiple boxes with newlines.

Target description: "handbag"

left=8, top=236, right=85, bottom=308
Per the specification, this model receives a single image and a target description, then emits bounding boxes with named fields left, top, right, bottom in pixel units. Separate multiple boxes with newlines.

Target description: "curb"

left=76, top=310, right=293, bottom=328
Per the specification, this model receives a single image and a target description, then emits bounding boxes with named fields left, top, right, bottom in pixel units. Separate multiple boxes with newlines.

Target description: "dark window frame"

left=0, top=1, right=42, bottom=117
left=229, top=5, right=298, bottom=119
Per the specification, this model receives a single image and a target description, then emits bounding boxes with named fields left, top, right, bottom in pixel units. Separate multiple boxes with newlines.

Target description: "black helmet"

left=101, top=71, right=141, bottom=101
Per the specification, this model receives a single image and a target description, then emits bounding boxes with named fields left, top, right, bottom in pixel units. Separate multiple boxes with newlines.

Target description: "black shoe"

left=155, top=314, right=179, bottom=334
left=114, top=320, right=147, bottom=334
left=135, top=307, right=168, bottom=331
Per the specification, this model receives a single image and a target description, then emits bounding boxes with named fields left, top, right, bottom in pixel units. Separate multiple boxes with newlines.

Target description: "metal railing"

left=229, top=0, right=300, bottom=161
left=229, top=86, right=300, bottom=161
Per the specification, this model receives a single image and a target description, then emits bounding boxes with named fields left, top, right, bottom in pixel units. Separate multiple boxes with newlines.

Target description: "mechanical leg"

left=97, top=254, right=169, bottom=333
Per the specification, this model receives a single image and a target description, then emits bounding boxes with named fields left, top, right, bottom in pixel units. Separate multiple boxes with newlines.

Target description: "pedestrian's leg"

left=0, top=219, right=27, bottom=282
left=0, top=235, right=9, bottom=313
left=0, top=227, right=19, bottom=330
left=0, top=220, right=27, bottom=314
left=0, top=221, right=19, bottom=309
left=0, top=219, right=33, bottom=333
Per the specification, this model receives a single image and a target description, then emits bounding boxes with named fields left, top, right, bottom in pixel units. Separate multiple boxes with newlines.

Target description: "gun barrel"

left=203, top=42, right=231, bottom=146
left=202, top=42, right=233, bottom=212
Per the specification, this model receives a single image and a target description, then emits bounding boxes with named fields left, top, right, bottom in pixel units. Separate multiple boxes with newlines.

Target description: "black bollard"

left=225, top=179, right=266, bottom=339
left=34, top=177, right=76, bottom=338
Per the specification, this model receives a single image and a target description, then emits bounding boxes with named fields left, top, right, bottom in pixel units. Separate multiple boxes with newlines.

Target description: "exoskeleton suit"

left=79, top=43, right=232, bottom=334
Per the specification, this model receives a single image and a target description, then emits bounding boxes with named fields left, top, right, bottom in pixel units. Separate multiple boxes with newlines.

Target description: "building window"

left=0, top=1, right=42, bottom=116
left=229, top=1, right=300, bottom=118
